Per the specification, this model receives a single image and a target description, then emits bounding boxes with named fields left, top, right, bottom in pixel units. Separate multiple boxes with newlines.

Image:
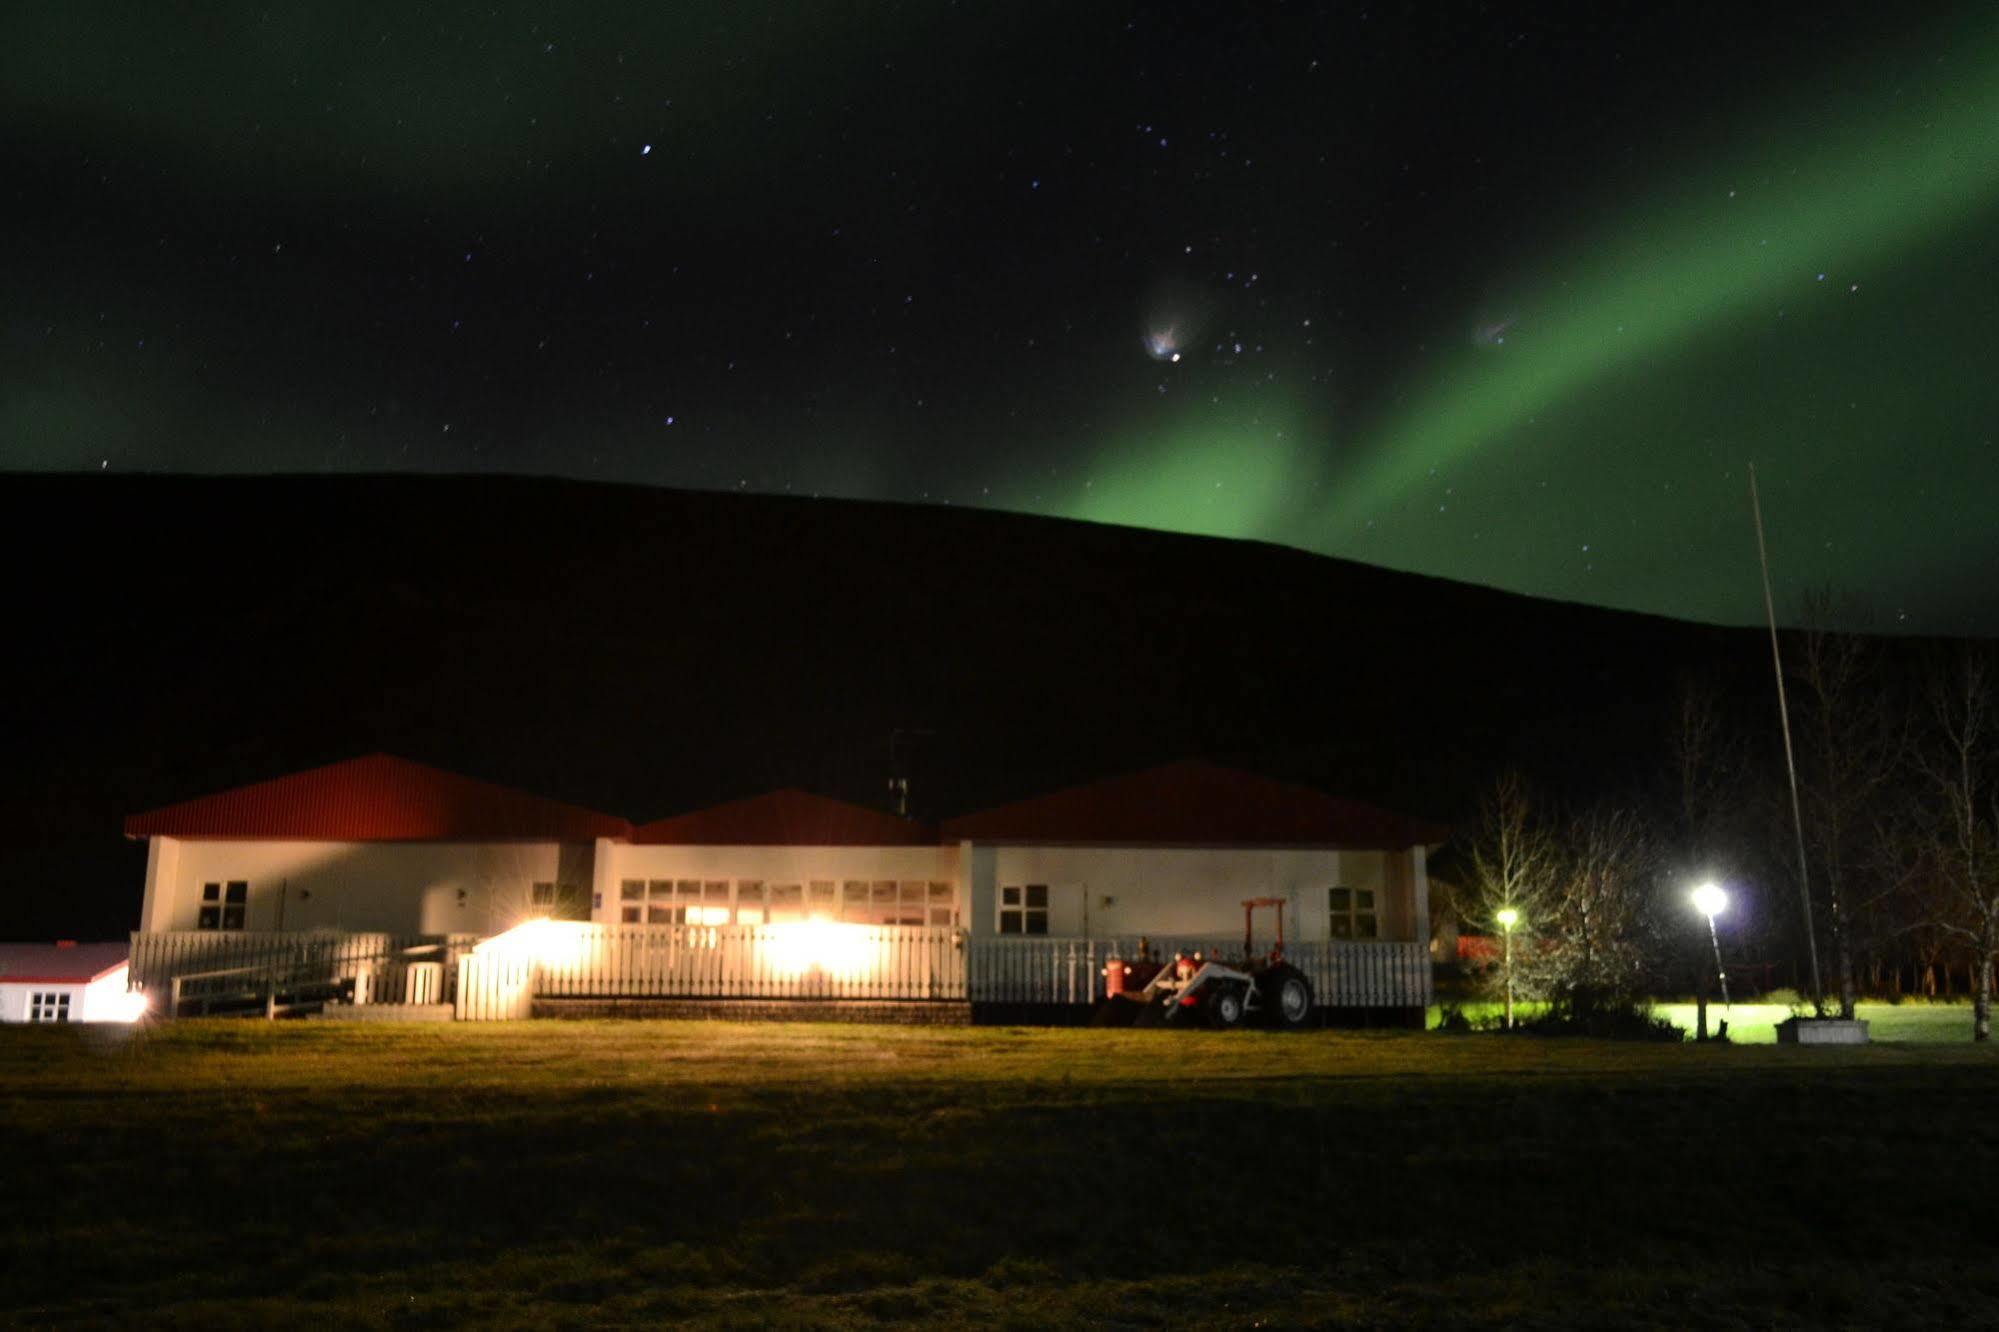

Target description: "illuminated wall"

left=141, top=837, right=591, bottom=935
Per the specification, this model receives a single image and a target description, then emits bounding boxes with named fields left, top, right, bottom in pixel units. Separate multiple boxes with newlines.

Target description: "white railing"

left=1297, top=939, right=1433, bottom=1008
left=131, top=930, right=480, bottom=1012
left=966, top=937, right=1120, bottom=1004
left=457, top=950, right=534, bottom=1020
left=141, top=926, right=1430, bottom=1019
left=969, top=936, right=1432, bottom=1009
left=454, top=922, right=967, bottom=1018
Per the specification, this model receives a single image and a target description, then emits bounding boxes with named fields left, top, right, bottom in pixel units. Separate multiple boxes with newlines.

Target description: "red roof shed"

left=0, top=941, right=130, bottom=985
left=123, top=754, right=631, bottom=842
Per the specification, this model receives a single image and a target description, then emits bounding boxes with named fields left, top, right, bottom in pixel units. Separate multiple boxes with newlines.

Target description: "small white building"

left=123, top=755, right=1446, bottom=1020
left=0, top=942, right=143, bottom=1023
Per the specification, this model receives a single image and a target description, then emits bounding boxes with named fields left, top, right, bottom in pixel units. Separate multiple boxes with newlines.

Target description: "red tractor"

left=1097, top=898, right=1315, bottom=1030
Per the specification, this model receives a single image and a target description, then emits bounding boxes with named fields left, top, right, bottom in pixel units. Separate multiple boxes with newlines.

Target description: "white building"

left=0, top=942, right=144, bottom=1023
left=123, top=755, right=1444, bottom=1021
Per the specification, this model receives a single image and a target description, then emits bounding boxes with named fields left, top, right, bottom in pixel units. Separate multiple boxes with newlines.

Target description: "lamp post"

left=1496, top=907, right=1519, bottom=1029
left=1692, top=882, right=1731, bottom=1008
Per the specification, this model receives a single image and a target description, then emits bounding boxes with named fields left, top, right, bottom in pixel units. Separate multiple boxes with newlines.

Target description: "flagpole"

left=1748, top=462, right=1824, bottom=1010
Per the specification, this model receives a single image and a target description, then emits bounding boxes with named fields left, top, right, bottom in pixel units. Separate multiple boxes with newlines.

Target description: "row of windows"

left=188, top=877, right=1378, bottom=936
left=28, top=991, right=72, bottom=1022
left=617, top=879, right=956, bottom=928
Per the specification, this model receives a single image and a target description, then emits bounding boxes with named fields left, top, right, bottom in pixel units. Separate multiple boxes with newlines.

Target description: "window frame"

left=1328, top=885, right=1379, bottom=940
left=197, top=881, right=249, bottom=931
left=29, top=991, right=72, bottom=1022
left=998, top=884, right=1049, bottom=935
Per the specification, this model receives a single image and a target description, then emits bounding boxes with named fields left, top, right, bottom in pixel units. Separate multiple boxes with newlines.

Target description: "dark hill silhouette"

left=2, top=472, right=1763, bottom=938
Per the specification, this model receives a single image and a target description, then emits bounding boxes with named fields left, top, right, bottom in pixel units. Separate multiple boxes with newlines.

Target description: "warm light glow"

left=761, top=917, right=877, bottom=980
left=1495, top=907, right=1519, bottom=930
left=687, top=905, right=732, bottom=926
left=1692, top=882, right=1728, bottom=918
left=474, top=917, right=591, bottom=966
left=103, top=987, right=149, bottom=1023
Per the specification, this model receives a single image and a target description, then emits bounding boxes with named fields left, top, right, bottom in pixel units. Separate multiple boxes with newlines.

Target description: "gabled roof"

left=631, top=789, right=935, bottom=846
left=123, top=754, right=631, bottom=842
left=0, top=941, right=129, bottom=985
left=941, top=760, right=1449, bottom=849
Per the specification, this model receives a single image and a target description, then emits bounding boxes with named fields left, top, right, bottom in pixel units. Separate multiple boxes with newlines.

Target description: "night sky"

left=8, top=3, right=1999, bottom=632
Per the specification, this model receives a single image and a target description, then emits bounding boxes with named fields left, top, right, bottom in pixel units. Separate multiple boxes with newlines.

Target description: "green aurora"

left=1051, top=10, right=1999, bottom=629
left=9, top=5, right=1999, bottom=632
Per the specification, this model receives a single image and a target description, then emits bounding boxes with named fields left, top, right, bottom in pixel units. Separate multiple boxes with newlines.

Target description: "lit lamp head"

left=1691, top=882, right=1727, bottom=920
left=1495, top=907, right=1519, bottom=931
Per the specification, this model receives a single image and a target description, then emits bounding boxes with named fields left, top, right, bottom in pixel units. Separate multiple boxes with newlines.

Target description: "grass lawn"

left=4, top=1020, right=1998, bottom=1327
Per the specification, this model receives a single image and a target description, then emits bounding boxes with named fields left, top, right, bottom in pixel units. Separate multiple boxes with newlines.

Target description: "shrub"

left=1518, top=1003, right=1684, bottom=1042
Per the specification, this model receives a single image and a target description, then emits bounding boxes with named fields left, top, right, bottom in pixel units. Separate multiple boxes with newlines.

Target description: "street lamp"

left=1692, top=882, right=1731, bottom=1008
left=1495, top=907, right=1519, bottom=1029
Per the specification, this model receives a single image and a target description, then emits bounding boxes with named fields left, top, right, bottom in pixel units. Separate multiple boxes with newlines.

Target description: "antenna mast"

left=1749, top=463, right=1824, bottom=1010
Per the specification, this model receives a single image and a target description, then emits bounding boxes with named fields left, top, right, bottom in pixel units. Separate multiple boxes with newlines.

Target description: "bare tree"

left=1789, top=590, right=1900, bottom=1017
left=1670, top=674, right=1747, bottom=860
left=1530, top=806, right=1658, bottom=1016
left=1463, top=771, right=1561, bottom=939
left=1903, top=647, right=1999, bottom=1041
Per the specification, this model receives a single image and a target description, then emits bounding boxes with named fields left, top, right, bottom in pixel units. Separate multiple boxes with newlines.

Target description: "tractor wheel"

left=1205, top=984, right=1247, bottom=1030
left=1267, top=967, right=1315, bottom=1030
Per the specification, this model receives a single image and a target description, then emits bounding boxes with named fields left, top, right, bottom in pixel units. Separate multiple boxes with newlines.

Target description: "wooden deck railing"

left=131, top=931, right=480, bottom=1011
left=455, top=922, right=967, bottom=1018
left=136, top=926, right=1429, bottom=1019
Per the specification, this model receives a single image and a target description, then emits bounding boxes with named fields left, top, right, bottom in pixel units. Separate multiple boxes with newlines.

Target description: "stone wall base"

left=532, top=998, right=972, bottom=1025
left=1775, top=1016, right=1871, bottom=1045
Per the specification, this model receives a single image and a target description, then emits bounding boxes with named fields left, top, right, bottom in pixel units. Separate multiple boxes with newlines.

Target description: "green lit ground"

left=4, top=1020, right=1996, bottom=1326
left=1436, top=1001, right=1977, bottom=1044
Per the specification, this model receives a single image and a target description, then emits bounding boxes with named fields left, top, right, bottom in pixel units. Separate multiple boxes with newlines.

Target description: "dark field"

left=4, top=1021, right=1997, bottom=1327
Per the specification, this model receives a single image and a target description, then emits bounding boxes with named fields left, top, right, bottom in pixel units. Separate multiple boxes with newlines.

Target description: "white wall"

left=966, top=844, right=1426, bottom=942
left=134, top=834, right=1429, bottom=947
left=148, top=840, right=592, bottom=935
left=598, top=845, right=964, bottom=923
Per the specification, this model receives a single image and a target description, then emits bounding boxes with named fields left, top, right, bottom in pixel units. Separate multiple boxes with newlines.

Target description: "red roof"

left=0, top=941, right=129, bottom=985
left=941, top=760, right=1449, bottom=848
left=124, top=754, right=631, bottom=842
left=632, top=789, right=935, bottom=846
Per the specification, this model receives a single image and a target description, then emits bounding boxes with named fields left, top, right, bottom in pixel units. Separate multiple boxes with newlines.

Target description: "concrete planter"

left=1775, top=1016, right=1871, bottom=1045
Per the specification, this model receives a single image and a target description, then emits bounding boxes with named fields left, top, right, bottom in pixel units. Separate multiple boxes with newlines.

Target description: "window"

left=735, top=880, right=767, bottom=925
left=645, top=879, right=681, bottom=925
left=694, top=880, right=730, bottom=926
left=620, top=879, right=645, bottom=924
left=29, top=991, right=71, bottom=1022
left=999, top=884, right=1048, bottom=935
left=928, top=881, right=956, bottom=928
left=1329, top=886, right=1377, bottom=940
left=197, top=881, right=248, bottom=931
left=808, top=881, right=837, bottom=917
left=530, top=882, right=557, bottom=909
left=840, top=880, right=870, bottom=923
left=768, top=882, right=805, bottom=924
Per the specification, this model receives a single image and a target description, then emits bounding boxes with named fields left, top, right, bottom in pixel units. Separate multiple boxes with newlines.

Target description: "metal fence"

left=969, top=936, right=1431, bottom=1008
